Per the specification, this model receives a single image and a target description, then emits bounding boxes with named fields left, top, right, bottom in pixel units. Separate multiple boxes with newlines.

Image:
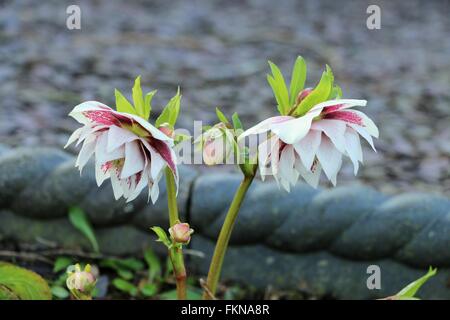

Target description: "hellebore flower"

left=195, top=123, right=235, bottom=165
left=65, top=101, right=178, bottom=203
left=66, top=264, right=96, bottom=299
left=169, top=222, right=194, bottom=244
left=240, top=94, right=378, bottom=191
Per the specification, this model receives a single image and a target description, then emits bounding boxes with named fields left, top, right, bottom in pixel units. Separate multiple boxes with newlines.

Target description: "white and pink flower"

left=65, top=101, right=178, bottom=203
left=239, top=94, right=378, bottom=191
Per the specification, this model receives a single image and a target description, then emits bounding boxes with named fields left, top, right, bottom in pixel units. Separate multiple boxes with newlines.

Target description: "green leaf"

left=231, top=112, right=243, bottom=131
left=267, top=61, right=290, bottom=115
left=117, top=258, right=145, bottom=271
left=144, top=247, right=162, bottom=282
left=53, top=257, right=74, bottom=273
left=144, top=90, right=157, bottom=120
left=294, top=66, right=334, bottom=116
left=216, top=107, right=230, bottom=124
left=68, top=207, right=99, bottom=253
left=115, top=89, right=136, bottom=115
left=396, top=267, right=437, bottom=298
left=141, top=283, right=158, bottom=297
left=132, top=76, right=145, bottom=118
left=51, top=286, right=70, bottom=299
left=330, top=85, right=343, bottom=99
left=289, top=56, right=307, bottom=106
left=160, top=287, right=202, bottom=300
left=150, top=226, right=172, bottom=248
left=155, top=88, right=181, bottom=128
left=112, top=278, right=138, bottom=297
left=0, top=262, right=52, bottom=300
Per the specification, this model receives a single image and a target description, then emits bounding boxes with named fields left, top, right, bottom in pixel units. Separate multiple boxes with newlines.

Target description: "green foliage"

left=396, top=267, right=437, bottom=299
left=144, top=90, right=157, bottom=120
left=132, top=76, right=145, bottom=117
left=294, top=65, right=334, bottom=116
left=0, top=263, right=52, bottom=300
left=53, top=256, right=74, bottom=273
left=216, top=107, right=230, bottom=124
left=267, top=61, right=290, bottom=115
left=155, top=88, right=182, bottom=129
left=112, top=278, right=138, bottom=297
left=51, top=286, right=70, bottom=299
left=115, top=89, right=136, bottom=115
left=68, top=206, right=99, bottom=253
left=289, top=56, right=307, bottom=106
left=144, top=247, right=162, bottom=282
left=150, top=226, right=172, bottom=248
left=231, top=112, right=243, bottom=131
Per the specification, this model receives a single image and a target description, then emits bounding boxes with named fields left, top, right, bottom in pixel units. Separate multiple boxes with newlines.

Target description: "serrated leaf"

left=0, top=263, right=52, bottom=300
left=150, top=226, right=171, bottom=248
left=155, top=89, right=181, bottom=128
left=112, top=278, right=138, bottom=296
left=144, top=90, right=157, bottom=120
left=68, top=207, right=99, bottom=253
left=231, top=112, right=243, bottom=131
left=115, top=89, right=136, bottom=115
left=216, top=107, right=230, bottom=124
left=294, top=66, right=333, bottom=116
left=53, top=257, right=74, bottom=273
left=144, top=247, right=162, bottom=282
left=289, top=56, right=307, bottom=106
left=396, top=267, right=437, bottom=298
left=330, top=85, right=343, bottom=99
left=132, top=76, right=145, bottom=118
left=267, top=61, right=290, bottom=115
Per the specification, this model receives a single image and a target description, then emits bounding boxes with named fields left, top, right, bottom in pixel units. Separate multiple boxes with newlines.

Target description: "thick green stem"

left=203, top=175, right=254, bottom=299
left=165, top=167, right=187, bottom=300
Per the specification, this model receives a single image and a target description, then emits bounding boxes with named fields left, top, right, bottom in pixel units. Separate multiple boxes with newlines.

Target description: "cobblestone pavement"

left=0, top=0, right=449, bottom=195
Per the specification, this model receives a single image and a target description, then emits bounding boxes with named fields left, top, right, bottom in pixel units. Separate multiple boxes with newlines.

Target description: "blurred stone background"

left=0, top=0, right=449, bottom=195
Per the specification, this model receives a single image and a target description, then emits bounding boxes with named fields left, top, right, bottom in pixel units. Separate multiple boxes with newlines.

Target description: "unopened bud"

left=295, top=87, right=313, bottom=105
left=169, top=222, right=194, bottom=244
left=198, top=123, right=234, bottom=165
left=159, top=123, right=175, bottom=138
left=66, top=264, right=96, bottom=300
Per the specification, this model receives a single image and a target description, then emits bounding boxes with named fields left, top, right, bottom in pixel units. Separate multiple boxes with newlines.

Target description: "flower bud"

left=198, top=123, right=234, bottom=165
left=169, top=222, right=194, bottom=244
left=66, top=264, right=96, bottom=300
left=158, top=123, right=175, bottom=138
left=295, top=87, right=313, bottom=105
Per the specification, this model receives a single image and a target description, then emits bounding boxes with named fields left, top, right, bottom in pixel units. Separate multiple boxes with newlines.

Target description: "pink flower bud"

left=198, top=123, right=234, bottom=165
left=296, top=87, right=313, bottom=105
left=169, top=222, right=194, bottom=244
left=158, top=123, right=175, bottom=138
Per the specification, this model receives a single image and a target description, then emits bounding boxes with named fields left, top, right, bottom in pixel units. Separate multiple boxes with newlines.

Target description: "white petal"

left=296, top=159, right=322, bottom=188
left=95, top=161, right=110, bottom=186
left=95, top=132, right=125, bottom=165
left=348, top=110, right=379, bottom=138
left=257, top=137, right=274, bottom=181
left=68, top=101, right=113, bottom=125
left=110, top=168, right=124, bottom=200
left=126, top=173, right=149, bottom=202
left=344, top=128, right=363, bottom=175
left=75, top=135, right=96, bottom=172
left=311, top=119, right=347, bottom=153
left=316, top=136, right=343, bottom=186
left=293, top=130, right=321, bottom=170
left=270, top=111, right=318, bottom=144
left=125, top=113, right=174, bottom=143
left=310, top=99, right=367, bottom=113
left=64, top=127, right=84, bottom=148
left=279, top=145, right=297, bottom=191
left=121, top=141, right=145, bottom=179
left=238, top=116, right=293, bottom=140
left=107, top=125, right=139, bottom=152
left=348, top=123, right=376, bottom=151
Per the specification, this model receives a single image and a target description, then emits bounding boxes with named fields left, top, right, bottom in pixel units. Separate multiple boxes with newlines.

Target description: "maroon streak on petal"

left=148, top=138, right=177, bottom=177
left=321, top=104, right=344, bottom=115
left=324, top=110, right=363, bottom=126
left=83, top=110, right=121, bottom=126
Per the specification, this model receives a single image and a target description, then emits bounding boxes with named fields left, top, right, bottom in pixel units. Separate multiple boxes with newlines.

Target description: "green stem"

left=203, top=175, right=254, bottom=299
left=165, top=167, right=187, bottom=300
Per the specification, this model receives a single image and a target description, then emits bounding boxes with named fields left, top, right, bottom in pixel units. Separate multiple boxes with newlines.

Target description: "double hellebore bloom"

left=239, top=58, right=379, bottom=191
left=65, top=77, right=179, bottom=203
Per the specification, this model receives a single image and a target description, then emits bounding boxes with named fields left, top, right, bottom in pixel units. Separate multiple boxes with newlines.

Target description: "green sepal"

left=155, top=88, right=181, bottom=129
left=289, top=56, right=307, bottom=106
left=132, top=76, right=145, bottom=118
left=150, top=226, right=172, bottom=248
left=144, top=90, right=157, bottom=120
left=231, top=112, right=243, bottom=131
left=215, top=107, right=230, bottom=124
left=267, top=61, right=290, bottom=115
left=396, top=267, right=437, bottom=299
left=115, top=89, right=136, bottom=115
